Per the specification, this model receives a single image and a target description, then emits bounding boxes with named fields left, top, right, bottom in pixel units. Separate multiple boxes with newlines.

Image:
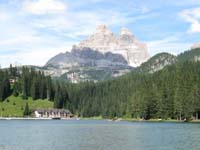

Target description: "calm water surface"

left=0, top=120, right=199, bottom=150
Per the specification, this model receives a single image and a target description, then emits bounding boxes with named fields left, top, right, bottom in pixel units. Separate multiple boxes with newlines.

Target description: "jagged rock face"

left=46, top=47, right=129, bottom=68
left=79, top=25, right=117, bottom=52
left=45, top=47, right=132, bottom=82
left=137, top=53, right=177, bottom=73
left=77, top=25, right=149, bottom=67
left=117, top=28, right=149, bottom=67
left=191, top=43, right=200, bottom=49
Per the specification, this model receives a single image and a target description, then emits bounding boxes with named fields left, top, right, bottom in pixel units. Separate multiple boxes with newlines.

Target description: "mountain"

left=177, top=48, right=200, bottom=62
left=46, top=47, right=128, bottom=68
left=136, top=53, right=177, bottom=73
left=136, top=48, right=200, bottom=73
left=43, top=25, right=149, bottom=82
left=17, top=47, right=200, bottom=82
left=78, top=25, right=149, bottom=67
left=42, top=25, right=200, bottom=82
left=44, top=47, right=132, bottom=82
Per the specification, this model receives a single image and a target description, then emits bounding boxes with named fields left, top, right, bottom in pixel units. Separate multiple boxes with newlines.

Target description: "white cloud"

left=0, top=12, right=11, bottom=22
left=147, top=36, right=191, bottom=56
left=0, top=45, right=73, bottom=68
left=2, top=0, right=192, bottom=68
left=0, top=14, right=7, bottom=21
left=28, top=9, right=145, bottom=39
left=0, top=33, right=40, bottom=46
left=0, top=29, right=75, bottom=68
left=180, top=7, right=200, bottom=33
left=23, top=0, right=67, bottom=15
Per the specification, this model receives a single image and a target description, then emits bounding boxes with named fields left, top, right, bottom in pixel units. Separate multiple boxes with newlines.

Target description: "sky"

left=0, top=0, right=200, bottom=68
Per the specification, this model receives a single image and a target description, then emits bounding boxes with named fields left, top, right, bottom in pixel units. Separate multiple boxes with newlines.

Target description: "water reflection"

left=0, top=120, right=199, bottom=150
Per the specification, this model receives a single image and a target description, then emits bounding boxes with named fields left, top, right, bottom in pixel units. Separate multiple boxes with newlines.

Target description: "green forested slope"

left=177, top=48, right=200, bottom=62
left=137, top=52, right=177, bottom=73
left=67, top=61, right=200, bottom=120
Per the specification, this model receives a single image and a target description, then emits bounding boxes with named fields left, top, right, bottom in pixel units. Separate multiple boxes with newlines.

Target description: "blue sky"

left=0, top=0, right=200, bottom=67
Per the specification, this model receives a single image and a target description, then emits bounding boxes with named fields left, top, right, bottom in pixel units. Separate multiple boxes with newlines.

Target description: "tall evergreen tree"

left=23, top=102, right=30, bottom=116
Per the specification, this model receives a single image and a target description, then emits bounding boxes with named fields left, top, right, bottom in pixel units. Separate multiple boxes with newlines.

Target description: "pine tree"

left=23, top=102, right=30, bottom=116
left=31, top=78, right=37, bottom=100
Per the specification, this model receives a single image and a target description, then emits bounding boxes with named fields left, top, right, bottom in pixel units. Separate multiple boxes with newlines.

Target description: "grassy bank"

left=0, top=95, right=53, bottom=117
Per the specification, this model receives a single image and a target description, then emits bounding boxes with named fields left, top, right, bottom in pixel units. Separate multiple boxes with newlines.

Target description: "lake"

left=0, top=120, right=199, bottom=150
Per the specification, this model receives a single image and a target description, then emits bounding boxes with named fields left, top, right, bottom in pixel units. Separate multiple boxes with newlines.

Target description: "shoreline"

left=124, top=118, right=200, bottom=123
left=0, top=117, right=200, bottom=123
left=0, top=117, right=79, bottom=120
left=80, top=117, right=200, bottom=123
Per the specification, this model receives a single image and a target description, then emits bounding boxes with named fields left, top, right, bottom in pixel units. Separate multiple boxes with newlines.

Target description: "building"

left=34, top=109, right=73, bottom=118
left=9, top=77, right=18, bottom=84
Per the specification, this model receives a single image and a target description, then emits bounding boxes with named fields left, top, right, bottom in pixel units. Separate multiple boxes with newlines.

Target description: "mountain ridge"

left=44, top=47, right=132, bottom=82
left=43, top=25, right=150, bottom=82
left=77, top=25, right=149, bottom=67
left=136, top=48, right=200, bottom=73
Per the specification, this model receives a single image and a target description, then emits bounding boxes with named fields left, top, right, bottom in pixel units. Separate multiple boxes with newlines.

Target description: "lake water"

left=0, top=120, right=199, bottom=150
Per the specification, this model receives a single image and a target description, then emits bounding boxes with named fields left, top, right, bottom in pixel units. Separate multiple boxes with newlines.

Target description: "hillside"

left=177, top=48, right=200, bottom=62
left=135, top=48, right=200, bottom=74
left=65, top=61, right=200, bottom=120
left=136, top=52, right=177, bottom=73
left=0, top=66, right=70, bottom=117
left=59, top=67, right=117, bottom=82
left=0, top=95, right=53, bottom=117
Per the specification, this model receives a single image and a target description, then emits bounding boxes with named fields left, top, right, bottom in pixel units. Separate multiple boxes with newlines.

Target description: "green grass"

left=0, top=95, right=53, bottom=117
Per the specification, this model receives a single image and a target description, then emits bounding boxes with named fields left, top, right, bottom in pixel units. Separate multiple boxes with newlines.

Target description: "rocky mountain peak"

left=95, top=25, right=111, bottom=34
left=77, top=25, right=149, bottom=67
left=119, top=27, right=133, bottom=36
left=79, top=25, right=116, bottom=52
left=117, top=27, right=137, bottom=45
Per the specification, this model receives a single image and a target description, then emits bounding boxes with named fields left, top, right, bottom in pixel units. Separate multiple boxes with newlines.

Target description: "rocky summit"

left=44, top=25, right=149, bottom=82
left=78, top=25, right=149, bottom=67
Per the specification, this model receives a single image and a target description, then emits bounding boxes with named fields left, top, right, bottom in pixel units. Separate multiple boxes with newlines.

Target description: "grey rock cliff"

left=78, top=25, right=149, bottom=67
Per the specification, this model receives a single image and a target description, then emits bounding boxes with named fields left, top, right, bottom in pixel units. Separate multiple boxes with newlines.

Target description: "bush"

left=13, top=92, right=19, bottom=97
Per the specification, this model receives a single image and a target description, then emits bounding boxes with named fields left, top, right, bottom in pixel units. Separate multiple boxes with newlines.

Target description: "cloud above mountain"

left=0, top=0, right=200, bottom=67
left=180, top=7, right=200, bottom=33
left=23, top=0, right=67, bottom=15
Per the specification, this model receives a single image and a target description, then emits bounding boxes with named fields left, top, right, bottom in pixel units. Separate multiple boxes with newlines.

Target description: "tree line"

left=66, top=61, right=200, bottom=120
left=0, top=65, right=70, bottom=109
left=1, top=61, right=200, bottom=120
